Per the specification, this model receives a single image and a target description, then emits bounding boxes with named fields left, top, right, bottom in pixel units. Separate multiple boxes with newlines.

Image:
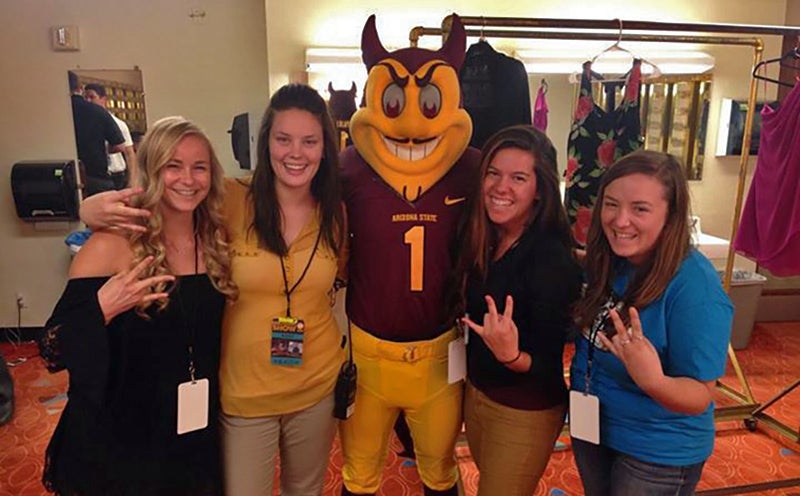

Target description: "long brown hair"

left=248, top=84, right=343, bottom=256
left=455, top=125, right=573, bottom=288
left=574, top=150, right=692, bottom=328
left=129, top=116, right=238, bottom=313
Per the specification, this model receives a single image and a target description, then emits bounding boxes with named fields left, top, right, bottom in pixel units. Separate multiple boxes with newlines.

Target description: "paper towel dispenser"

left=11, top=160, right=81, bottom=222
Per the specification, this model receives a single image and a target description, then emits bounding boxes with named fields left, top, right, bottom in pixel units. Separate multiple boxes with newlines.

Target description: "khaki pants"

left=464, top=381, right=566, bottom=496
left=220, top=393, right=336, bottom=496
left=339, top=325, right=463, bottom=493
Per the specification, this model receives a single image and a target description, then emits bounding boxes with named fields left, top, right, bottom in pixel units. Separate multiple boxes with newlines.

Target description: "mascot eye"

left=419, top=85, right=441, bottom=119
left=382, top=83, right=405, bottom=118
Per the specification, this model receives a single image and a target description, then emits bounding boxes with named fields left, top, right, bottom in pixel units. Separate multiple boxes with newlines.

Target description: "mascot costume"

left=339, top=14, right=479, bottom=496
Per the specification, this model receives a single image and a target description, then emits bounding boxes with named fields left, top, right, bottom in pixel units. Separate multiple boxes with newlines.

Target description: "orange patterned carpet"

left=1, top=321, right=799, bottom=496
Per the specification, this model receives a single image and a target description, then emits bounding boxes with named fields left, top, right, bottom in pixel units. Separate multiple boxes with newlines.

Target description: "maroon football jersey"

left=341, top=147, right=480, bottom=341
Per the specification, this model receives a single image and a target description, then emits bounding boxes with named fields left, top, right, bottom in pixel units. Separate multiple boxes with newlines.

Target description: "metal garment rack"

left=410, top=16, right=800, bottom=442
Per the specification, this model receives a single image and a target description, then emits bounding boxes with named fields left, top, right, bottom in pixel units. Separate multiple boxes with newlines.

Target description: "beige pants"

left=464, top=381, right=566, bottom=496
left=221, top=393, right=336, bottom=496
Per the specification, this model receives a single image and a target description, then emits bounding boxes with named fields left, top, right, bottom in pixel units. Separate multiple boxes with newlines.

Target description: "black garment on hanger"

left=459, top=40, right=532, bottom=149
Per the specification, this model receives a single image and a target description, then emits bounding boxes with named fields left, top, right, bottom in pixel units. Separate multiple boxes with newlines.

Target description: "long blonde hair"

left=129, top=116, right=237, bottom=313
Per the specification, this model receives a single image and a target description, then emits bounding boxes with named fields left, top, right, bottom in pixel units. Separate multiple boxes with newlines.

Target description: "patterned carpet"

left=1, top=321, right=799, bottom=496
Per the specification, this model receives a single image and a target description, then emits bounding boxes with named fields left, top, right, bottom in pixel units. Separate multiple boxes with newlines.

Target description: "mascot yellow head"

left=350, top=14, right=472, bottom=202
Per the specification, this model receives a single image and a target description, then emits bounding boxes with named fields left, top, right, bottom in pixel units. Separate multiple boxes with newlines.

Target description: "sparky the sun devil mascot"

left=338, top=14, right=479, bottom=496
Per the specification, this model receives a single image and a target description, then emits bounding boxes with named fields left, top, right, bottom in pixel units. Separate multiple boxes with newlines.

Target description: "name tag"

left=177, top=378, right=209, bottom=435
left=569, top=390, right=600, bottom=444
left=448, top=337, right=466, bottom=384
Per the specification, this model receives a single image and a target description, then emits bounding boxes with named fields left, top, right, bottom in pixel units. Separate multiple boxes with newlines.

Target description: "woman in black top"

left=459, top=125, right=581, bottom=496
left=40, top=116, right=237, bottom=496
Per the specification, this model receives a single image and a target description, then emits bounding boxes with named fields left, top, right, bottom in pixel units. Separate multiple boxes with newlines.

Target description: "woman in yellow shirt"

left=219, top=84, right=345, bottom=495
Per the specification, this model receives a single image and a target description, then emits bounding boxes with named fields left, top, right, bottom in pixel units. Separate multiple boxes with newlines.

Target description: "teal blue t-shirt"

left=570, top=249, right=733, bottom=466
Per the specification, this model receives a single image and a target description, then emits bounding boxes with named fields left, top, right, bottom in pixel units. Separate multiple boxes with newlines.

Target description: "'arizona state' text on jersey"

left=341, top=146, right=480, bottom=342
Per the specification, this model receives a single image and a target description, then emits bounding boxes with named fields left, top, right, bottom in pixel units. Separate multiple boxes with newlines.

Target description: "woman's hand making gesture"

left=97, top=256, right=174, bottom=324
left=462, top=295, right=529, bottom=371
left=598, top=307, right=664, bottom=394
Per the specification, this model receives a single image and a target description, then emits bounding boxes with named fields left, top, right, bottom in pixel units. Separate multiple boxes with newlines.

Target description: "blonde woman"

left=41, top=116, right=236, bottom=496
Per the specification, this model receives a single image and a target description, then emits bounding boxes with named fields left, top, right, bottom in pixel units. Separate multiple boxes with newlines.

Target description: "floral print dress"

left=565, top=59, right=643, bottom=245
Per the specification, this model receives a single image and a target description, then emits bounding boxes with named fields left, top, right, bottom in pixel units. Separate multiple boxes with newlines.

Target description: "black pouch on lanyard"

left=334, top=360, right=356, bottom=420
left=334, top=318, right=357, bottom=420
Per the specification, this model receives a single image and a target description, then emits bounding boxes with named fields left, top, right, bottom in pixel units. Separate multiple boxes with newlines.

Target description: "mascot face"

left=350, top=15, right=472, bottom=202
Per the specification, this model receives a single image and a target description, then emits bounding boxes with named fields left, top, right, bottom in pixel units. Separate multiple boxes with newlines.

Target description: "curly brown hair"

left=128, top=116, right=238, bottom=314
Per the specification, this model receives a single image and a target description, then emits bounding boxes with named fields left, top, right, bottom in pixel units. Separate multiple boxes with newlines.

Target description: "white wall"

left=0, top=0, right=792, bottom=326
left=0, top=0, right=269, bottom=326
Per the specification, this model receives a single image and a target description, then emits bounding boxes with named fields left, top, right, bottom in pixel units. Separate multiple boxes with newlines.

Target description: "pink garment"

left=533, top=85, right=548, bottom=132
left=733, top=82, right=800, bottom=276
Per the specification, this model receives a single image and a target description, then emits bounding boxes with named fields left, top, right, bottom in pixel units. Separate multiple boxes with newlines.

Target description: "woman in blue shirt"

left=570, top=150, right=733, bottom=495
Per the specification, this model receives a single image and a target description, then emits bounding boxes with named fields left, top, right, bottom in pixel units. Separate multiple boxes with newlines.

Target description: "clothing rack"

left=410, top=15, right=800, bottom=446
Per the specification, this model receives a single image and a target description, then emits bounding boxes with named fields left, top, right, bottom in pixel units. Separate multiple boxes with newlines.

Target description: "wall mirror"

left=67, top=68, right=146, bottom=195
left=69, top=69, right=146, bottom=134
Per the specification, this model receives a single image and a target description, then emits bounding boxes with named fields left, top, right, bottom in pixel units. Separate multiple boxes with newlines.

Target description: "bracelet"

left=500, top=350, right=522, bottom=365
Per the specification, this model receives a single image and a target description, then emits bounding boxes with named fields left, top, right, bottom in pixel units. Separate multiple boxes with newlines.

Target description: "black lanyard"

left=176, top=233, right=200, bottom=382
left=279, top=229, right=322, bottom=317
left=584, top=291, right=624, bottom=394
left=584, top=320, right=601, bottom=394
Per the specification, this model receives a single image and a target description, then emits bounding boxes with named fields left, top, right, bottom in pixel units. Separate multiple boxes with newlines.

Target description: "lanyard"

left=279, top=229, right=322, bottom=317
left=584, top=292, right=625, bottom=394
left=176, top=233, right=200, bottom=382
left=584, top=319, right=601, bottom=394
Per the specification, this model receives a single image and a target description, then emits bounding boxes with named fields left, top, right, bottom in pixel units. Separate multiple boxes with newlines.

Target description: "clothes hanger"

left=752, top=42, right=800, bottom=88
left=587, top=19, right=662, bottom=79
left=779, top=45, right=800, bottom=69
left=469, top=16, right=494, bottom=50
left=590, top=20, right=634, bottom=64
left=567, top=62, right=606, bottom=84
left=540, top=78, right=548, bottom=94
left=474, top=16, right=489, bottom=43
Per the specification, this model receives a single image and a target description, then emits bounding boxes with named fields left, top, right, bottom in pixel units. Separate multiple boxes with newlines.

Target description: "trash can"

left=719, top=270, right=768, bottom=350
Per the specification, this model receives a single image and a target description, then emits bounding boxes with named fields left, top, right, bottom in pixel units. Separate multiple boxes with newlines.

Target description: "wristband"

left=500, top=350, right=522, bottom=365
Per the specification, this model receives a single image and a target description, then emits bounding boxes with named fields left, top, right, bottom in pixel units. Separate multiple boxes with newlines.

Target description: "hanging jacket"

left=459, top=40, right=532, bottom=149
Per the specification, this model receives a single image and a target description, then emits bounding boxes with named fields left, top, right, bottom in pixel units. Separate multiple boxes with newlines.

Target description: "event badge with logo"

left=271, top=316, right=305, bottom=366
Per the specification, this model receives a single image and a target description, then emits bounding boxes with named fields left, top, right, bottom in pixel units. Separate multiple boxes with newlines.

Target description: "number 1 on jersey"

left=404, top=225, right=425, bottom=292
